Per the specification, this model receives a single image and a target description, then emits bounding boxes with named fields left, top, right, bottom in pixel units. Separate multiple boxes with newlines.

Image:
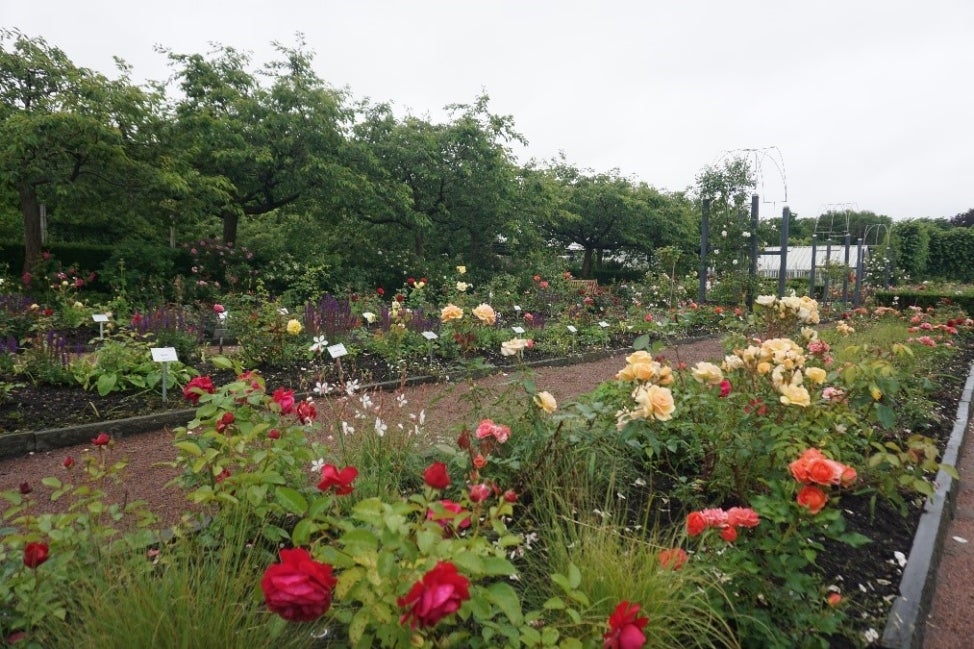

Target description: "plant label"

left=150, top=347, right=178, bottom=362
left=421, top=331, right=439, bottom=340
left=328, top=343, right=348, bottom=359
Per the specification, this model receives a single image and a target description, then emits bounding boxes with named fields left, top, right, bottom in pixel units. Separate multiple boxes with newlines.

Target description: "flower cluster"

left=723, top=337, right=813, bottom=407
left=754, top=293, right=821, bottom=325
left=686, top=506, right=760, bottom=542
left=615, top=351, right=676, bottom=428
left=789, top=448, right=857, bottom=514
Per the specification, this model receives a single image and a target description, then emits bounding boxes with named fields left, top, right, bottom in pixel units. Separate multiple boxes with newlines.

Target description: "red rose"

left=407, top=277, right=416, bottom=286
left=718, top=379, right=732, bottom=398
left=398, top=561, right=471, bottom=629
left=423, top=461, right=451, bottom=489
left=62, top=456, right=75, bottom=469
left=23, top=542, right=49, bottom=568
left=657, top=548, right=688, bottom=570
left=469, top=483, right=491, bottom=503
left=296, top=400, right=317, bottom=424
left=796, top=485, right=828, bottom=514
left=215, top=412, right=235, bottom=434
left=91, top=432, right=110, bottom=446
left=720, top=526, right=738, bottom=542
left=261, top=548, right=337, bottom=622
left=317, top=464, right=358, bottom=495
left=19, top=481, right=31, bottom=495
left=604, top=601, right=649, bottom=649
left=272, top=388, right=296, bottom=414
left=396, top=294, right=405, bottom=302
left=686, top=511, right=707, bottom=537
left=427, top=499, right=471, bottom=530
left=376, top=287, right=385, bottom=296
left=539, top=280, right=549, bottom=289
left=213, top=303, right=225, bottom=313
left=503, top=489, right=518, bottom=503
left=268, top=429, right=281, bottom=440
left=182, top=376, right=215, bottom=404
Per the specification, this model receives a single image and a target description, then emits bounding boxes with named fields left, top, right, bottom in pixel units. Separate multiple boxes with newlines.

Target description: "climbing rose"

left=317, top=464, right=358, bottom=495
left=398, top=561, right=471, bottom=629
left=261, top=548, right=337, bottom=622
left=603, top=600, right=649, bottom=649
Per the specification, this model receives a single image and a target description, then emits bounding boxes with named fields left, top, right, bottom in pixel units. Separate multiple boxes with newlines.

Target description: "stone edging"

left=881, top=361, right=974, bottom=649
left=0, top=347, right=632, bottom=461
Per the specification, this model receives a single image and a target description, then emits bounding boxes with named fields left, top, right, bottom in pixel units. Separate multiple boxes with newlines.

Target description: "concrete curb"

left=881, top=361, right=974, bottom=649
left=0, top=347, right=634, bottom=461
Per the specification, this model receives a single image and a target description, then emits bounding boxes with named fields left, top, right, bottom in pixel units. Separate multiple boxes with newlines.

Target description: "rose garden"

left=5, top=29, right=974, bottom=649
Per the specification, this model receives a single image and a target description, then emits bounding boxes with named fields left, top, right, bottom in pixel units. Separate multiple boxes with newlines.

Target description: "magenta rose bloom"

left=604, top=601, right=649, bottom=649
left=23, top=542, right=50, bottom=569
left=260, top=548, right=337, bottom=622
left=272, top=388, right=296, bottom=414
left=423, top=461, right=451, bottom=489
left=182, top=376, right=215, bottom=404
left=398, top=561, right=471, bottom=629
left=296, top=400, right=317, bottom=424
left=91, top=432, right=110, bottom=446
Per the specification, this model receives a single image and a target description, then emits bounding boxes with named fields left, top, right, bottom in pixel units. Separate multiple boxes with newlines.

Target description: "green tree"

left=892, top=219, right=930, bottom=280
left=163, top=37, right=351, bottom=246
left=0, top=29, right=153, bottom=272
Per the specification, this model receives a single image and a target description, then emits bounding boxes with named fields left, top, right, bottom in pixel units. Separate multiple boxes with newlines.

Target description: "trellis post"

left=778, top=207, right=790, bottom=297
left=699, top=199, right=710, bottom=303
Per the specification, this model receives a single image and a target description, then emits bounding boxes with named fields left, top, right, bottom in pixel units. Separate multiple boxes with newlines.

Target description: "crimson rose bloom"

left=182, top=376, right=215, bottom=404
left=317, top=464, right=358, bottom=495
left=23, top=542, right=50, bottom=568
left=398, top=561, right=471, bottom=629
left=296, top=400, right=317, bottom=424
left=91, top=432, right=110, bottom=446
left=272, top=388, right=296, bottom=414
left=260, top=548, right=337, bottom=622
left=215, top=412, right=235, bottom=434
left=426, top=500, right=471, bottom=530
left=686, top=511, right=707, bottom=537
left=423, top=461, right=451, bottom=489
left=604, top=601, right=649, bottom=649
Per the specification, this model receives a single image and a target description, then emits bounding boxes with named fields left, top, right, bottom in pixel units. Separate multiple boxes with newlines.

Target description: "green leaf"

left=543, top=596, right=566, bottom=610
left=875, top=403, right=897, bottom=429
left=41, top=477, right=62, bottom=489
left=211, top=356, right=235, bottom=370
left=941, top=463, right=960, bottom=480
left=96, top=373, right=118, bottom=396
left=275, top=486, right=307, bottom=515
left=487, top=581, right=523, bottom=625
left=567, top=563, right=582, bottom=590
left=174, top=441, right=203, bottom=457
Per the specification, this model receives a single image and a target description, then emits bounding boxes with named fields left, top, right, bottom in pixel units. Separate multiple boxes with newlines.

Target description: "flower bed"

left=2, top=298, right=972, bottom=647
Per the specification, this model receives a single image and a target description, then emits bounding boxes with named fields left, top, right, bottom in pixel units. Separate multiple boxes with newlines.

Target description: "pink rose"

left=603, top=601, right=649, bottom=649
left=272, top=388, right=296, bottom=414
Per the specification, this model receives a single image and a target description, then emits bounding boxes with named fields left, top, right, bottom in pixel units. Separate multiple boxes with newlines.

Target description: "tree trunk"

left=20, top=184, right=42, bottom=275
left=581, top=248, right=594, bottom=278
left=413, top=230, right=425, bottom=259
left=222, top=212, right=239, bottom=247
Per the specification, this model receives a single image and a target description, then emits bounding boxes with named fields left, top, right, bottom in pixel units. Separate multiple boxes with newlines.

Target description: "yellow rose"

left=456, top=282, right=469, bottom=292
left=440, top=303, right=464, bottom=322
left=870, top=385, right=883, bottom=401
left=691, top=361, right=723, bottom=385
left=286, top=319, right=303, bottom=335
left=534, top=391, right=557, bottom=414
left=779, top=383, right=811, bottom=407
left=633, top=384, right=675, bottom=421
left=472, top=303, right=496, bottom=325
left=805, top=367, right=827, bottom=384
left=456, top=265, right=466, bottom=274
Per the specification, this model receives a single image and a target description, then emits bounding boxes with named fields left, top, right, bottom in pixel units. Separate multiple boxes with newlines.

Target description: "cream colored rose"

left=456, top=282, right=469, bottom=292
left=691, top=362, right=723, bottom=385
left=440, top=303, right=464, bottom=322
left=472, top=303, right=496, bottom=325
left=501, top=338, right=529, bottom=356
left=805, top=367, right=827, bottom=384
left=534, top=391, right=557, bottom=414
left=755, top=295, right=776, bottom=307
left=286, top=319, right=303, bottom=335
left=456, top=265, right=466, bottom=274
left=723, top=354, right=744, bottom=371
left=779, top=383, right=810, bottom=407
left=632, top=384, right=675, bottom=421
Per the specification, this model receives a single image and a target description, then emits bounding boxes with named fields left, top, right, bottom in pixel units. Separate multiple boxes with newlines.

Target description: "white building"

left=756, top=245, right=869, bottom=280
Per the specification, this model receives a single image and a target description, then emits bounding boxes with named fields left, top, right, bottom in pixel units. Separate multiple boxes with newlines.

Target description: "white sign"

left=327, top=343, right=348, bottom=359
left=91, top=314, right=109, bottom=323
left=511, top=326, right=525, bottom=334
left=598, top=321, right=611, bottom=328
left=151, top=347, right=178, bottom=362
left=566, top=325, right=578, bottom=333
left=421, top=331, right=439, bottom=340
left=513, top=305, right=522, bottom=312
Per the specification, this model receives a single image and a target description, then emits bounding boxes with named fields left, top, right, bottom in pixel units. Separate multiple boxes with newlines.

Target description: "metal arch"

left=711, top=146, right=789, bottom=207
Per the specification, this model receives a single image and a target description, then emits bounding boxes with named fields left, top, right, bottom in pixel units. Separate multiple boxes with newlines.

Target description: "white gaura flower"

left=345, top=379, right=360, bottom=395
left=309, top=335, right=328, bottom=353
left=314, top=381, right=331, bottom=395
left=396, top=393, right=408, bottom=408
left=362, top=311, right=377, bottom=324
left=374, top=417, right=388, bottom=437
left=311, top=458, right=326, bottom=473
left=341, top=421, right=355, bottom=436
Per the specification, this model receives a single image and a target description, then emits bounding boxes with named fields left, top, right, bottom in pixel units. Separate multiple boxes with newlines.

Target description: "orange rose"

left=796, top=485, right=828, bottom=514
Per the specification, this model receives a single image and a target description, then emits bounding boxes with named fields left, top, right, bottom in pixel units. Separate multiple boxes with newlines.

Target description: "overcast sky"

left=6, top=1, right=973, bottom=222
